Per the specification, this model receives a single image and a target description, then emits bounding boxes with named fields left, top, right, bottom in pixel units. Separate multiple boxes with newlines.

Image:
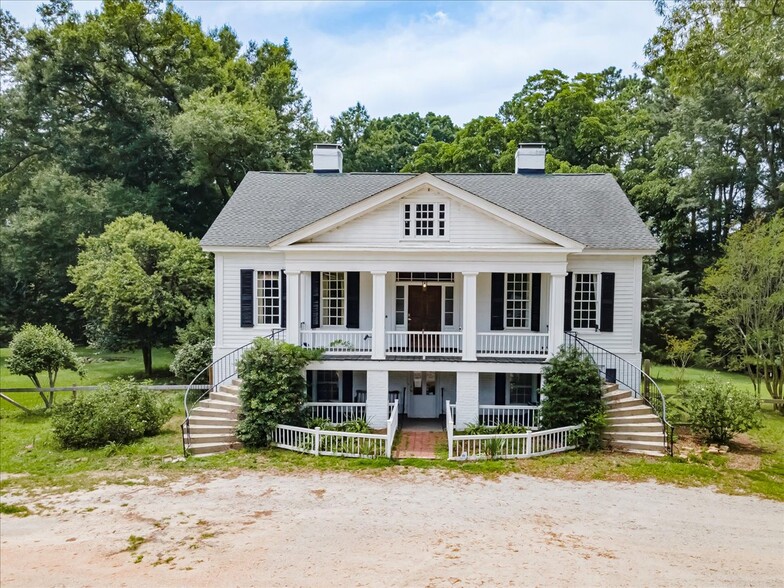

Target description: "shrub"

left=7, top=323, right=84, bottom=409
left=51, top=379, right=174, bottom=448
left=540, top=346, right=605, bottom=450
left=683, top=377, right=762, bottom=445
left=170, top=340, right=213, bottom=383
left=236, top=338, right=321, bottom=448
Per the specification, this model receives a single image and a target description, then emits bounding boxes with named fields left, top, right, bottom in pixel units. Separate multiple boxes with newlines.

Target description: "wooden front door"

left=407, top=285, right=442, bottom=352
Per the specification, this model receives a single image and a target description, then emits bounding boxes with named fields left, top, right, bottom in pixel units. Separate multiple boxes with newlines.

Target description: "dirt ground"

left=1, top=469, right=782, bottom=587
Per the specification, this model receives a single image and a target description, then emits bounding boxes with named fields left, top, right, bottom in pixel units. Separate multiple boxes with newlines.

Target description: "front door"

left=408, top=371, right=439, bottom=418
left=407, top=285, right=442, bottom=352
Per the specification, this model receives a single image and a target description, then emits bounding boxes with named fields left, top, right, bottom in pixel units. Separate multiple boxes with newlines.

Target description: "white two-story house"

left=200, top=143, right=658, bottom=431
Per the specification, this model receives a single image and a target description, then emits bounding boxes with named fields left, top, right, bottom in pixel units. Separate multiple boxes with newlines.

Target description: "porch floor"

left=395, top=420, right=446, bottom=459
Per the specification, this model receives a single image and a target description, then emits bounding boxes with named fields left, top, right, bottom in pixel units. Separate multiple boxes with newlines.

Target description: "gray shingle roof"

left=201, top=172, right=658, bottom=251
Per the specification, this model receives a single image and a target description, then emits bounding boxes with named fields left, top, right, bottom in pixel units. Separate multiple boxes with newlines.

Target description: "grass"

left=0, top=363, right=782, bottom=502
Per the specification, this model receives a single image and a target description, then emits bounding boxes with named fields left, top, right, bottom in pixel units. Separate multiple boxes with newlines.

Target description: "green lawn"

left=1, top=346, right=176, bottom=412
left=1, top=362, right=782, bottom=502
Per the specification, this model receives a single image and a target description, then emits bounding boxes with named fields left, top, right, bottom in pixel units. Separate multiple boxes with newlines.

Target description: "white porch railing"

left=304, top=402, right=366, bottom=423
left=446, top=401, right=581, bottom=460
left=479, top=405, right=541, bottom=429
left=300, top=330, right=372, bottom=355
left=385, top=331, right=462, bottom=356
left=272, top=399, right=399, bottom=459
left=476, top=333, right=549, bottom=357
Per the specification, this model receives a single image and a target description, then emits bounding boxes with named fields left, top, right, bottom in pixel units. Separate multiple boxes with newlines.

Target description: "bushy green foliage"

left=683, top=377, right=762, bottom=445
left=7, top=324, right=84, bottom=409
left=462, top=422, right=527, bottom=435
left=540, top=347, right=605, bottom=450
left=51, top=379, right=174, bottom=449
left=236, top=338, right=321, bottom=448
left=170, top=300, right=214, bottom=383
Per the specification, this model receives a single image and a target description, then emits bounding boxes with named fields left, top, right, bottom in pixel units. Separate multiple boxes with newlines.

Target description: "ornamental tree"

left=6, top=323, right=84, bottom=409
left=66, top=214, right=212, bottom=376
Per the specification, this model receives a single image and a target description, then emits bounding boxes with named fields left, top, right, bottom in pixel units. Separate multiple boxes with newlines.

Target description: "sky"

left=4, top=1, right=664, bottom=127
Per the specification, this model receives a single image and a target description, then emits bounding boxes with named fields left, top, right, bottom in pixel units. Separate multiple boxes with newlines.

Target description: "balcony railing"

left=300, top=330, right=372, bottom=355
left=385, top=331, right=463, bottom=356
left=479, top=405, right=541, bottom=429
left=476, top=332, right=548, bottom=357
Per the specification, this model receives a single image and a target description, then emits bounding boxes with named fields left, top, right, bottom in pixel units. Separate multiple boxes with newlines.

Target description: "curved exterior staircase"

left=602, top=383, right=667, bottom=456
left=183, top=380, right=242, bottom=456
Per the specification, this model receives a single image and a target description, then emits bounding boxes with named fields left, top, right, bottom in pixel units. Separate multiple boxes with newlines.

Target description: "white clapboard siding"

left=308, top=189, right=546, bottom=246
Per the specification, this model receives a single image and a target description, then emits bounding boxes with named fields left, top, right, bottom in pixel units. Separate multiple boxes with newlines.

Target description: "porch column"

left=371, top=271, right=386, bottom=360
left=462, top=272, right=478, bottom=361
left=285, top=270, right=301, bottom=345
left=455, top=371, right=479, bottom=429
left=366, top=369, right=389, bottom=429
left=548, top=272, right=567, bottom=356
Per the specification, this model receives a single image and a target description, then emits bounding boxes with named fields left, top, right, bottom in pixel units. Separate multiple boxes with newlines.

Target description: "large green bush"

left=683, top=377, right=761, bottom=445
left=236, top=338, right=321, bottom=448
left=170, top=300, right=214, bottom=383
left=51, top=379, right=174, bottom=448
left=540, top=346, right=605, bottom=450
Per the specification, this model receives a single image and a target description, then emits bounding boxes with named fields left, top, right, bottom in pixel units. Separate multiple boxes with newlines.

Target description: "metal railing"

left=181, top=329, right=285, bottom=456
left=564, top=332, right=674, bottom=455
left=476, top=333, right=549, bottom=357
left=385, top=331, right=462, bottom=356
left=300, top=330, right=372, bottom=355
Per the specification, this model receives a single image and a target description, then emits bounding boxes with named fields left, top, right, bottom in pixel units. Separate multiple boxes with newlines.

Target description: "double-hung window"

left=505, top=273, right=530, bottom=328
left=257, top=271, right=280, bottom=325
left=509, top=374, right=535, bottom=405
left=573, top=273, right=598, bottom=329
left=316, top=370, right=340, bottom=402
left=403, top=203, right=446, bottom=237
left=321, top=272, right=345, bottom=327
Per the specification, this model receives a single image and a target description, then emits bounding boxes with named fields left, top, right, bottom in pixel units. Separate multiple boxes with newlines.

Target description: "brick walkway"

left=394, top=430, right=446, bottom=459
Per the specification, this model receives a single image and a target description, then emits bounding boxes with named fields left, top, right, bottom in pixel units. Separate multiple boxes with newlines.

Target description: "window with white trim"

left=257, top=271, right=280, bottom=325
left=573, top=273, right=598, bottom=329
left=505, top=273, right=530, bottom=328
left=321, top=272, right=345, bottom=327
left=509, top=374, right=535, bottom=405
left=403, top=203, right=446, bottom=237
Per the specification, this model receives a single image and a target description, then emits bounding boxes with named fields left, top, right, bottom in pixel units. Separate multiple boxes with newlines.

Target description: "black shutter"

left=495, top=373, right=506, bottom=405
left=530, top=273, right=541, bottom=332
left=311, top=271, right=320, bottom=328
left=240, top=269, right=254, bottom=327
left=346, top=272, right=360, bottom=329
left=306, top=371, right=314, bottom=401
left=563, top=272, right=573, bottom=332
left=599, top=272, right=615, bottom=332
left=490, top=273, right=504, bottom=331
left=342, top=370, right=354, bottom=402
left=280, top=270, right=287, bottom=328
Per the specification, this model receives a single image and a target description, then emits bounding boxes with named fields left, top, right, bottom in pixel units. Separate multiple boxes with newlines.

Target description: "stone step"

left=211, top=390, right=240, bottom=404
left=185, top=432, right=238, bottom=443
left=188, top=423, right=237, bottom=435
left=199, top=399, right=240, bottom=412
left=191, top=405, right=237, bottom=418
left=606, top=414, right=662, bottom=425
left=608, top=439, right=666, bottom=455
left=187, top=414, right=238, bottom=426
left=606, top=404, right=654, bottom=417
left=602, top=382, right=620, bottom=393
left=603, top=389, right=632, bottom=402
left=219, top=384, right=241, bottom=395
left=604, top=431, right=666, bottom=443
left=187, top=441, right=238, bottom=456
left=231, top=378, right=243, bottom=387
left=605, top=395, right=647, bottom=408
left=606, top=421, right=664, bottom=432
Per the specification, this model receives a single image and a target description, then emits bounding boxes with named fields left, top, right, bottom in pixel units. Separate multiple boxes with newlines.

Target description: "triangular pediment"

left=270, top=174, right=583, bottom=250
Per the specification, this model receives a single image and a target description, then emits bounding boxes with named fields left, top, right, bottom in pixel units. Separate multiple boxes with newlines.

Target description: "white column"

left=461, top=272, right=478, bottom=361
left=366, top=369, right=389, bottom=428
left=455, top=371, right=479, bottom=429
left=285, top=270, right=301, bottom=345
left=548, top=272, right=567, bottom=356
left=371, top=271, right=386, bottom=360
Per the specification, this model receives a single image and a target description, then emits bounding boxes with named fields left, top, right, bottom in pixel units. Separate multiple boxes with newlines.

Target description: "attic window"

left=403, top=203, right=446, bottom=238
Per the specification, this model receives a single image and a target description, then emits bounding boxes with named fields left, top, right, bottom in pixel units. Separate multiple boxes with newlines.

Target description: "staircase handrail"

left=181, top=329, right=285, bottom=456
left=564, top=332, right=674, bottom=455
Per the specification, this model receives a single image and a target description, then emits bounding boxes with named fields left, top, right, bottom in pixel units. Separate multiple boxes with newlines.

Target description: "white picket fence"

left=445, top=401, right=581, bottom=460
left=273, top=400, right=399, bottom=459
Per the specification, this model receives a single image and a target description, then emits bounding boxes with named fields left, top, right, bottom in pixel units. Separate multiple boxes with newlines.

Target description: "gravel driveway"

left=1, top=469, right=782, bottom=587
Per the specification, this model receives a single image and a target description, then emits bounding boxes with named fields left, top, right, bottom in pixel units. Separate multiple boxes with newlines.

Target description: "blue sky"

left=4, top=1, right=663, bottom=127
